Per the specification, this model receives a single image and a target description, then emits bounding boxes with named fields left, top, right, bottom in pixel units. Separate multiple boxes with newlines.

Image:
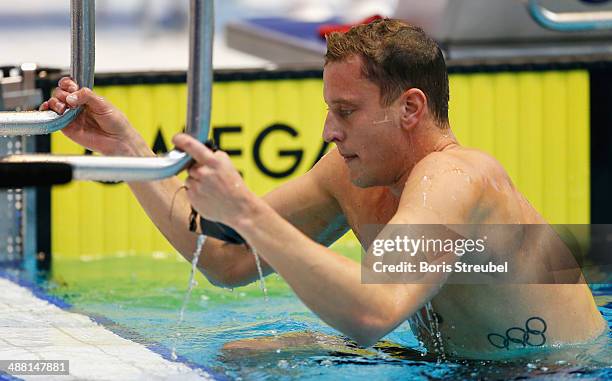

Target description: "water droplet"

left=251, top=247, right=269, bottom=301
left=277, top=360, right=289, bottom=369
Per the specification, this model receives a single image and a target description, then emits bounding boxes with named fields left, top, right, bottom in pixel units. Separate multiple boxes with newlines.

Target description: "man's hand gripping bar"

left=187, top=140, right=246, bottom=245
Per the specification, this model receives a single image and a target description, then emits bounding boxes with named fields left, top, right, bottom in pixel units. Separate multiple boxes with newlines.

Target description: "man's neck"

left=389, top=123, right=458, bottom=197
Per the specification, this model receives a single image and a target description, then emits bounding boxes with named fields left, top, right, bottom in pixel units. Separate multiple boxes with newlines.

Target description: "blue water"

left=27, top=257, right=612, bottom=380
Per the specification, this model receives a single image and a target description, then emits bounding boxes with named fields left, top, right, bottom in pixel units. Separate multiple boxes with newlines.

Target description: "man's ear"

left=399, top=88, right=427, bottom=131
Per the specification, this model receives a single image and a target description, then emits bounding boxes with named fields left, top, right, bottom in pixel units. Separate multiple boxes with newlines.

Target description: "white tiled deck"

left=0, top=278, right=214, bottom=381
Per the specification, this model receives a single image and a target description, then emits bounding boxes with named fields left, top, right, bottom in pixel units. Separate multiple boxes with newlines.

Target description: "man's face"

left=323, top=55, right=405, bottom=188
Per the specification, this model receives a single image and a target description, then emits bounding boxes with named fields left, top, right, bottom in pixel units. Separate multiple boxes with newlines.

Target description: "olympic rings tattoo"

left=487, top=317, right=547, bottom=349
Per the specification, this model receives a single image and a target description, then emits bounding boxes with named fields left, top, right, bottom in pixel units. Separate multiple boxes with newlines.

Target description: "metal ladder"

left=527, top=0, right=612, bottom=31
left=0, top=0, right=214, bottom=185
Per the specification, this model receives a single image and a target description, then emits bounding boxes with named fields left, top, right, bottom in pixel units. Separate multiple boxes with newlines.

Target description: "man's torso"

left=320, top=147, right=605, bottom=358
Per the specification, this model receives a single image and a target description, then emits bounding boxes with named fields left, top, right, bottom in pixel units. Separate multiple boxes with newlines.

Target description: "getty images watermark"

left=370, top=235, right=508, bottom=274
left=361, top=224, right=610, bottom=284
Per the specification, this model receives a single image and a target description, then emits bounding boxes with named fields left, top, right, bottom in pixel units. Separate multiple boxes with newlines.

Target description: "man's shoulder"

left=399, top=147, right=517, bottom=222
left=400, top=148, right=498, bottom=217
left=413, top=147, right=504, bottom=183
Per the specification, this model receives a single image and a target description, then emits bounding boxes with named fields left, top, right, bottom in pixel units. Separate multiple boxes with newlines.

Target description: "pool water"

left=27, top=248, right=612, bottom=381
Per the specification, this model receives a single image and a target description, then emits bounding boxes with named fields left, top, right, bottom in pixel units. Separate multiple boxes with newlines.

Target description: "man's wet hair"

left=325, top=19, right=449, bottom=126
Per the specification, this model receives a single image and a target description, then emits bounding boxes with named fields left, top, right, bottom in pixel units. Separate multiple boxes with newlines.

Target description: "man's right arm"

left=128, top=149, right=348, bottom=287
left=45, top=78, right=348, bottom=288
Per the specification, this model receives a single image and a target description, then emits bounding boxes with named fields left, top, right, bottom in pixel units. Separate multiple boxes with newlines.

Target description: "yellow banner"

left=51, top=71, right=590, bottom=258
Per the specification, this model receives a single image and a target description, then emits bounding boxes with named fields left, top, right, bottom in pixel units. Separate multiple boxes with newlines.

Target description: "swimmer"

left=43, top=19, right=606, bottom=359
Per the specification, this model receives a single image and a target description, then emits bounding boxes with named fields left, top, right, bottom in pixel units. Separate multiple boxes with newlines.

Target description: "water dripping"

left=421, top=175, right=433, bottom=188
left=249, top=246, right=268, bottom=301
left=424, top=302, right=447, bottom=362
left=171, top=234, right=207, bottom=360
left=409, top=302, right=447, bottom=362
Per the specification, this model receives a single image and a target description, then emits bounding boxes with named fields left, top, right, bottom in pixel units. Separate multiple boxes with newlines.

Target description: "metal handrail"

left=1, top=151, right=189, bottom=182
left=0, top=0, right=95, bottom=135
left=527, top=0, right=612, bottom=31
left=0, top=0, right=214, bottom=184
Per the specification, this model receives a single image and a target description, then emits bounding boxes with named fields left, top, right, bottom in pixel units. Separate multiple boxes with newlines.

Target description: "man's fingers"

left=187, top=164, right=213, bottom=181
left=59, top=77, right=108, bottom=112
left=48, top=98, right=67, bottom=114
left=65, top=87, right=91, bottom=107
left=58, top=77, right=78, bottom=93
left=173, top=133, right=216, bottom=165
left=65, top=87, right=109, bottom=114
left=187, top=166, right=200, bottom=180
left=52, top=88, right=70, bottom=103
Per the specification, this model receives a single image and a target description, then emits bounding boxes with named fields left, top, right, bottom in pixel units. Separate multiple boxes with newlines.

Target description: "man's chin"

left=347, top=165, right=385, bottom=188
left=350, top=170, right=393, bottom=188
left=350, top=174, right=374, bottom=189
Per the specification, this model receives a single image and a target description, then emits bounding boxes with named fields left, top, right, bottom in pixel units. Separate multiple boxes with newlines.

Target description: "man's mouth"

left=340, top=152, right=358, bottom=163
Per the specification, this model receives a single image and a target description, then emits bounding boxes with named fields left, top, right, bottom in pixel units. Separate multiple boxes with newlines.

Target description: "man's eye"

left=339, top=109, right=354, bottom=117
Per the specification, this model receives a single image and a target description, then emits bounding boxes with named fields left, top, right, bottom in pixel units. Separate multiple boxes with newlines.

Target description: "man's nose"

left=322, top=113, right=344, bottom=143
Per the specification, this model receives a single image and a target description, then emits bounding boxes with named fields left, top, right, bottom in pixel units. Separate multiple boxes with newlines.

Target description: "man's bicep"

left=262, top=164, right=348, bottom=246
